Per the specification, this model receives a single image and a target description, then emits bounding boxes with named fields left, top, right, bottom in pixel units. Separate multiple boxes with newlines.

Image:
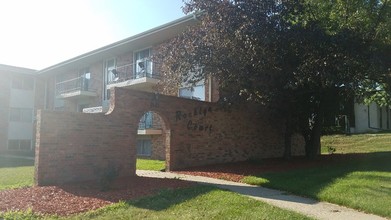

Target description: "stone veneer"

left=35, top=88, right=304, bottom=186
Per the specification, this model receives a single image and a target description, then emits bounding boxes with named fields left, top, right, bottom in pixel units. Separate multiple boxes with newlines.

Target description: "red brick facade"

left=35, top=88, right=304, bottom=186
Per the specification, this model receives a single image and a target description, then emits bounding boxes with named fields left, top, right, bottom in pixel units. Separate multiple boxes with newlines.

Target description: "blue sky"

left=0, top=0, right=185, bottom=69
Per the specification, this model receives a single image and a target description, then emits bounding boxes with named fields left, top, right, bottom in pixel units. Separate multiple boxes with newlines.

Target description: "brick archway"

left=35, top=88, right=304, bottom=186
left=134, top=110, right=170, bottom=167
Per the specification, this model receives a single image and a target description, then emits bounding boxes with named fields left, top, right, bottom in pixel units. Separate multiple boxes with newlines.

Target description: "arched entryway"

left=135, top=110, right=170, bottom=171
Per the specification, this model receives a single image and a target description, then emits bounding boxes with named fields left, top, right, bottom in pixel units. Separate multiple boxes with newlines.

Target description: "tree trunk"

left=308, top=115, right=322, bottom=159
left=306, top=100, right=324, bottom=159
left=284, top=113, right=292, bottom=160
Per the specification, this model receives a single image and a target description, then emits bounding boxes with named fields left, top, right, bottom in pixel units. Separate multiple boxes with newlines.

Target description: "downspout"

left=208, top=76, right=212, bottom=102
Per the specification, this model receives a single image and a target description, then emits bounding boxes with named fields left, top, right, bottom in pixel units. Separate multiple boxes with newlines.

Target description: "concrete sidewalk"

left=137, top=170, right=387, bottom=220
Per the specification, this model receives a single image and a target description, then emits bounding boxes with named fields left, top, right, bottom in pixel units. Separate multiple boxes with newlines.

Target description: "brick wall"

left=35, top=88, right=304, bottom=185
left=151, top=134, right=165, bottom=160
left=35, top=109, right=137, bottom=185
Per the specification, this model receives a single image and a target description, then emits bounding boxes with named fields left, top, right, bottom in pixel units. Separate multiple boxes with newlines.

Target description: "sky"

left=0, top=0, right=186, bottom=70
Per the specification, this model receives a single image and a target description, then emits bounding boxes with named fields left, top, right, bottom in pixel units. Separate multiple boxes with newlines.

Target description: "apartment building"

left=34, top=14, right=219, bottom=159
left=0, top=64, right=42, bottom=155
left=2, top=14, right=388, bottom=158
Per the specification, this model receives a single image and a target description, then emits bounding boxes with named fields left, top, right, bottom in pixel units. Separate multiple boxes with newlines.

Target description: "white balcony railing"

left=56, top=76, right=96, bottom=98
left=108, top=59, right=160, bottom=85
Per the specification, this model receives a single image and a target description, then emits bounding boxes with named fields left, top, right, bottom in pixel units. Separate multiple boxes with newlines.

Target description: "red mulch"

left=0, top=154, right=361, bottom=217
left=0, top=176, right=194, bottom=216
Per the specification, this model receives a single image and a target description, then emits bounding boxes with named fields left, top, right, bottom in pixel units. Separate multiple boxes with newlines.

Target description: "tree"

left=155, top=0, right=391, bottom=159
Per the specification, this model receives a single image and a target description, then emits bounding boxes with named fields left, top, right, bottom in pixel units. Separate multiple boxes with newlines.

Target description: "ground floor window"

left=137, top=139, right=152, bottom=156
left=8, top=139, right=32, bottom=151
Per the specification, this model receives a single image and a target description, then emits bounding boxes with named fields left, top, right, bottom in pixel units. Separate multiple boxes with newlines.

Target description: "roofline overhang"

left=37, top=13, right=199, bottom=76
left=0, top=63, right=37, bottom=75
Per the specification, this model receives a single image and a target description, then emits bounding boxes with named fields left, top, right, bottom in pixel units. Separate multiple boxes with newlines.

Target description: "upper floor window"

left=179, top=64, right=205, bottom=101
left=134, top=48, right=152, bottom=78
left=104, top=58, right=116, bottom=100
left=12, top=76, right=34, bottom=90
left=179, top=84, right=205, bottom=101
left=9, top=107, right=33, bottom=122
left=79, top=67, right=91, bottom=91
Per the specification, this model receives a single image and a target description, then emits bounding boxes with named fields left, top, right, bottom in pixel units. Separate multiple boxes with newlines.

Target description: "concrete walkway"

left=137, top=170, right=387, bottom=220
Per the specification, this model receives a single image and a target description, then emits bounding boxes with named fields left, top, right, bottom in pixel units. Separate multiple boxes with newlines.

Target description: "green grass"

left=0, top=157, right=34, bottom=190
left=136, top=158, right=165, bottom=171
left=0, top=157, right=165, bottom=190
left=1, top=186, right=313, bottom=220
left=243, top=134, right=391, bottom=218
left=321, top=133, right=391, bottom=154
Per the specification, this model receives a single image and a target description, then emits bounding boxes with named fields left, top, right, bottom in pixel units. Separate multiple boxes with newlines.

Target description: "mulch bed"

left=0, top=154, right=360, bottom=217
left=176, top=155, right=349, bottom=182
left=0, top=176, right=194, bottom=216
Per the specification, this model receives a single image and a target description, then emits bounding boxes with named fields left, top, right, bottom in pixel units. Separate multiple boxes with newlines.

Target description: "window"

left=104, top=58, right=116, bottom=100
left=79, top=68, right=90, bottom=91
left=12, top=76, right=34, bottom=90
left=137, top=139, right=152, bottom=156
left=9, top=108, right=33, bottom=122
left=179, top=84, right=205, bottom=101
left=134, top=48, right=152, bottom=78
left=8, top=139, right=32, bottom=151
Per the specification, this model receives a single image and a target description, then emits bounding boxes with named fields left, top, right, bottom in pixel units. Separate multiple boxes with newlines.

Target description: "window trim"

left=9, top=107, right=33, bottom=123
left=7, top=139, right=32, bottom=151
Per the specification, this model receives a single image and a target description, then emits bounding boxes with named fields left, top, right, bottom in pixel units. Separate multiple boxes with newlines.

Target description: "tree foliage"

left=155, top=0, right=391, bottom=158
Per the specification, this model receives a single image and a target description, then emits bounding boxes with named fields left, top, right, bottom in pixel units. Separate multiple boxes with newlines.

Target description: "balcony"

left=137, top=111, right=162, bottom=135
left=106, top=59, right=160, bottom=92
left=56, top=76, right=96, bottom=100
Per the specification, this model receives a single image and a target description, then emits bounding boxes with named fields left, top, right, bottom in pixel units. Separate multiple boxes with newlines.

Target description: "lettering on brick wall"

left=176, top=106, right=213, bottom=134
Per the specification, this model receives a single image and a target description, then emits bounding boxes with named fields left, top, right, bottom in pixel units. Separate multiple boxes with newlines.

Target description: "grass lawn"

left=136, top=158, right=165, bottom=171
left=243, top=133, right=391, bottom=218
left=321, top=133, right=391, bottom=154
left=0, top=157, right=165, bottom=191
left=1, top=186, right=313, bottom=220
left=0, top=157, right=34, bottom=190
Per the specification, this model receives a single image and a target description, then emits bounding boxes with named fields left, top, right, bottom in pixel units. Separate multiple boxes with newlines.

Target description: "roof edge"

left=37, top=13, right=197, bottom=75
left=0, top=63, right=37, bottom=74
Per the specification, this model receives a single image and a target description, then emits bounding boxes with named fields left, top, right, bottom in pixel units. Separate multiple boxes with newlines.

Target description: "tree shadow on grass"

left=55, top=176, right=215, bottom=213
left=128, top=185, right=217, bottom=211
left=175, top=152, right=391, bottom=205
left=245, top=152, right=391, bottom=216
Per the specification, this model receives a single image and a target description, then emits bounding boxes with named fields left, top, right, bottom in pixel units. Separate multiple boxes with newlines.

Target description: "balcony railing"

left=56, top=76, right=96, bottom=98
left=139, top=112, right=154, bottom=129
left=138, top=112, right=162, bottom=134
left=107, top=59, right=160, bottom=85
